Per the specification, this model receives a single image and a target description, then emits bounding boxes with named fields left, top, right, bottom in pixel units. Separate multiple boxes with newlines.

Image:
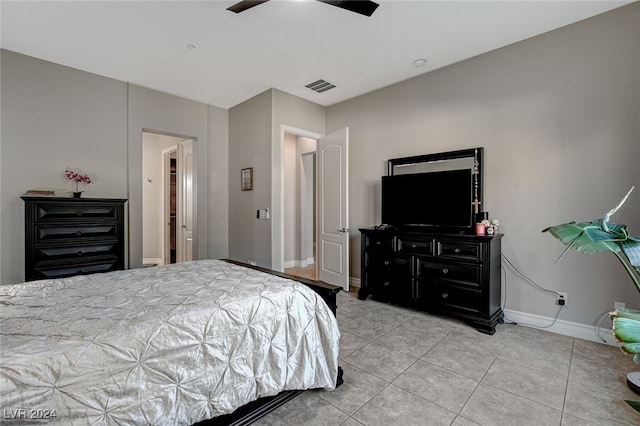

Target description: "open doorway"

left=283, top=133, right=317, bottom=280
left=275, top=126, right=350, bottom=289
left=142, top=132, right=195, bottom=266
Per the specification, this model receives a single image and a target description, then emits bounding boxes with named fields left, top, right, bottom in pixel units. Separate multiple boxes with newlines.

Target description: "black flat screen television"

left=381, top=169, right=473, bottom=232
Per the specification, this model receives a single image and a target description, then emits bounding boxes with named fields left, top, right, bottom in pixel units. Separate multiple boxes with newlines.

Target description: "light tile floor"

left=254, top=290, right=640, bottom=425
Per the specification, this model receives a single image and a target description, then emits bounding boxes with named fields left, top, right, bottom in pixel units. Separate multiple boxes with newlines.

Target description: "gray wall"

left=228, top=90, right=273, bottom=267
left=0, top=49, right=3, bottom=282
left=326, top=4, right=640, bottom=326
left=127, top=85, right=210, bottom=268
left=208, top=105, right=230, bottom=260
left=227, top=88, right=324, bottom=269
left=0, top=50, right=229, bottom=283
left=0, top=50, right=128, bottom=283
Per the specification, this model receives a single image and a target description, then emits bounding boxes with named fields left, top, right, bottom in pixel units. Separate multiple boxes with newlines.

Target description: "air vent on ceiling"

left=305, top=79, right=336, bottom=93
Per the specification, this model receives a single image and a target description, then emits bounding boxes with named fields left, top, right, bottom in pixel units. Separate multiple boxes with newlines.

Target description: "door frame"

left=139, top=130, right=198, bottom=267
left=299, top=151, right=316, bottom=268
left=161, top=145, right=177, bottom=265
left=273, top=125, right=323, bottom=272
left=178, top=140, right=194, bottom=262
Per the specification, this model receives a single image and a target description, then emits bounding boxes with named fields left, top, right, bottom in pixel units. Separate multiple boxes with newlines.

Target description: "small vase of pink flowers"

left=65, top=168, right=92, bottom=198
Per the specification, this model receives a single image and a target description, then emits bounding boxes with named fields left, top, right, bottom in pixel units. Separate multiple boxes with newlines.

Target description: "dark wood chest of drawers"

left=22, top=197, right=127, bottom=281
left=359, top=228, right=503, bottom=334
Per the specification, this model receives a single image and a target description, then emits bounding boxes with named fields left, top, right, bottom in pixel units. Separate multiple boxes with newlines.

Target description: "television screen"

left=381, top=169, right=473, bottom=230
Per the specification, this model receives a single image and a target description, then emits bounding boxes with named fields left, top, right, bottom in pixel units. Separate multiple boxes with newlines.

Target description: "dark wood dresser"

left=359, top=228, right=503, bottom=334
left=22, top=196, right=127, bottom=281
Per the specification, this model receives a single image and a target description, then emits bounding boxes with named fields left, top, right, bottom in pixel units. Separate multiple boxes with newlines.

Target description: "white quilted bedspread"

left=0, top=260, right=340, bottom=425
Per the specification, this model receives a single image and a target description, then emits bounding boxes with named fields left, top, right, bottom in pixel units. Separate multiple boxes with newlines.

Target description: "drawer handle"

left=442, top=268, right=449, bottom=274
left=411, top=244, right=417, bottom=248
left=376, top=241, right=382, bottom=245
left=76, top=250, right=84, bottom=256
left=75, top=211, right=84, bottom=216
left=384, top=260, right=390, bottom=266
left=384, top=281, right=390, bottom=287
left=442, top=292, right=449, bottom=299
left=76, top=230, right=84, bottom=236
left=454, top=248, right=461, bottom=254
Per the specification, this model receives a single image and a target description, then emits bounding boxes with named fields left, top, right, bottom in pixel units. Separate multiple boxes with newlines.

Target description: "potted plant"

left=65, top=168, right=92, bottom=198
left=543, top=186, right=640, bottom=411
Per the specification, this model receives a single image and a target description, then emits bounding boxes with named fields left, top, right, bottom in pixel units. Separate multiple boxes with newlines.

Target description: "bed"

left=0, top=259, right=342, bottom=425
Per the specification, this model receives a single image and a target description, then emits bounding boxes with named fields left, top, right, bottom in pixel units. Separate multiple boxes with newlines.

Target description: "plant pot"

left=628, top=372, right=640, bottom=395
left=72, top=192, right=82, bottom=198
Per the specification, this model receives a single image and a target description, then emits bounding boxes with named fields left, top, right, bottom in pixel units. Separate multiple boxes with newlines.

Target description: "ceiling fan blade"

left=316, top=1, right=379, bottom=17
left=226, top=0, right=270, bottom=14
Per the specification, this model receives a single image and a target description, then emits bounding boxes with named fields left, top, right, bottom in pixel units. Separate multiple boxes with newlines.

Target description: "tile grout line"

left=559, top=338, right=575, bottom=424
left=448, top=326, right=516, bottom=425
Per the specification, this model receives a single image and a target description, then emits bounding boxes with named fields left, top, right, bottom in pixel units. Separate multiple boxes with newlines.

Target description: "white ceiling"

left=1, top=1, right=630, bottom=109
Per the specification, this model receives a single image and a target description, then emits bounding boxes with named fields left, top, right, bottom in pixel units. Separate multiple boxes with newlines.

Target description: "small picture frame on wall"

left=241, top=167, right=253, bottom=191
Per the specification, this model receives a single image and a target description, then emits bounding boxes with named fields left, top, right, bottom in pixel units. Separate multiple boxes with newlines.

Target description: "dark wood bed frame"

left=194, top=260, right=344, bottom=426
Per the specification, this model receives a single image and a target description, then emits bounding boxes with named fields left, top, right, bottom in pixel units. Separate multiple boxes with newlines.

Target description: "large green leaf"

left=612, top=310, right=640, bottom=362
left=543, top=220, right=640, bottom=267
left=626, top=400, right=640, bottom=413
left=613, top=308, right=640, bottom=321
left=621, top=237, right=640, bottom=267
left=612, top=317, right=640, bottom=344
left=542, top=220, right=624, bottom=255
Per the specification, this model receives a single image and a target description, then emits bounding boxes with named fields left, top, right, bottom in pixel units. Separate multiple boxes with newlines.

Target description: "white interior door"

left=178, top=140, right=194, bottom=262
left=318, top=128, right=349, bottom=290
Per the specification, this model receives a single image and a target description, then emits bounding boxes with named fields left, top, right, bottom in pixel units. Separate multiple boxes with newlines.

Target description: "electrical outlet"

left=614, top=301, right=626, bottom=310
left=557, top=292, right=567, bottom=306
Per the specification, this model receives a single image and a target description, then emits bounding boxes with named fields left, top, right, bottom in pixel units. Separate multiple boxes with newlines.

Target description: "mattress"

left=0, top=260, right=340, bottom=425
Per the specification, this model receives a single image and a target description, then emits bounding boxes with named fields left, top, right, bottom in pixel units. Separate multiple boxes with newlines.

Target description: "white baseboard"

left=350, top=277, right=361, bottom=289
left=143, top=258, right=163, bottom=266
left=504, top=308, right=618, bottom=346
left=284, top=258, right=316, bottom=269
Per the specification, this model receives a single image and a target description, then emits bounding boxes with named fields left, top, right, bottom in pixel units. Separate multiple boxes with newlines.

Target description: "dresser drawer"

left=34, top=243, right=118, bottom=263
left=398, top=237, right=434, bottom=256
left=23, top=197, right=127, bottom=282
left=365, top=233, right=395, bottom=251
left=34, top=202, right=120, bottom=223
left=415, top=258, right=480, bottom=288
left=366, top=252, right=411, bottom=275
left=35, top=224, right=119, bottom=242
left=366, top=273, right=412, bottom=300
left=437, top=240, right=481, bottom=261
left=33, top=261, right=119, bottom=280
left=417, top=282, right=482, bottom=314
